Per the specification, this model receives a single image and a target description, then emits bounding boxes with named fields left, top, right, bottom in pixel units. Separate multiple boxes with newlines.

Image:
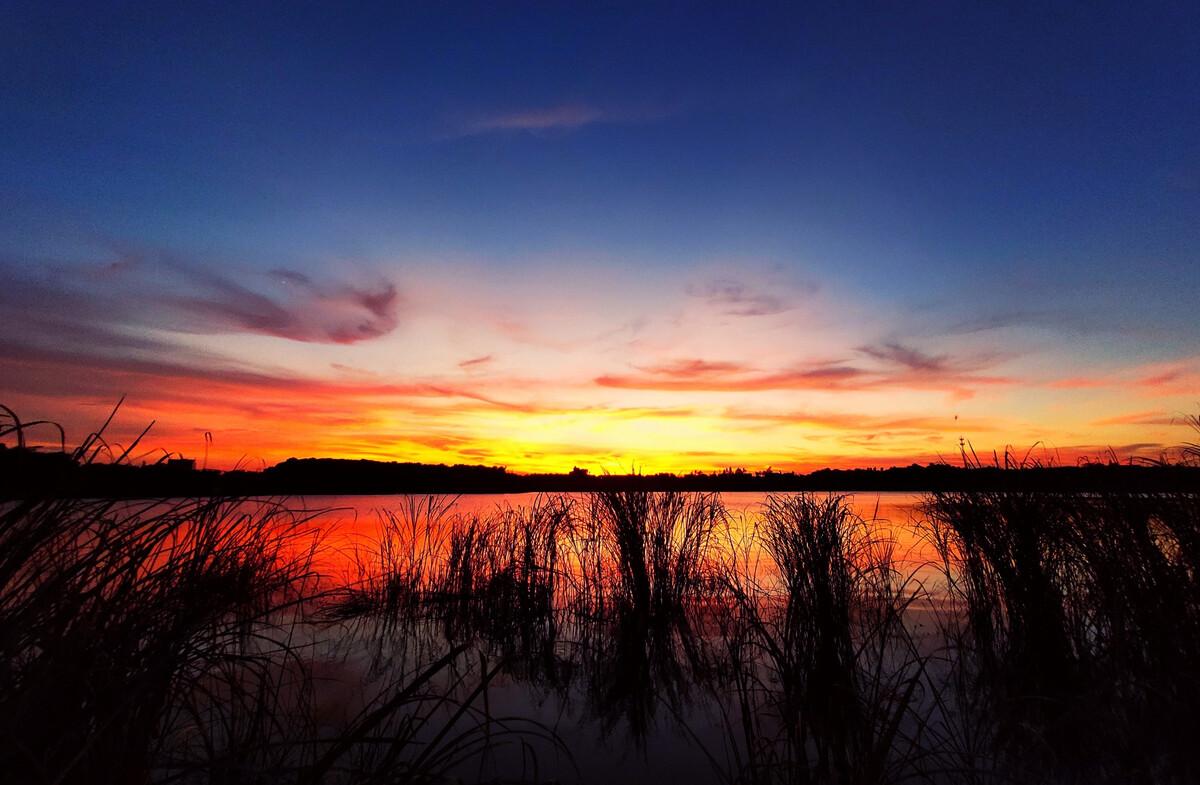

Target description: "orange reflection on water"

left=272, top=491, right=944, bottom=593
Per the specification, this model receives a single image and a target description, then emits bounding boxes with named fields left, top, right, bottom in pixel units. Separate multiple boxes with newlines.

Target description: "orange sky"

left=3, top=260, right=1196, bottom=473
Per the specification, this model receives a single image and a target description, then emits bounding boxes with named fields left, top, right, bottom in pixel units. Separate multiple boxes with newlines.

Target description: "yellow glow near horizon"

left=2, top=262, right=1197, bottom=473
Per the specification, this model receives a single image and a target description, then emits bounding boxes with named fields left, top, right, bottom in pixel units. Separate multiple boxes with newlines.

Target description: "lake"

left=262, top=491, right=946, bottom=783
left=287, top=490, right=937, bottom=577
left=7, top=487, right=1194, bottom=783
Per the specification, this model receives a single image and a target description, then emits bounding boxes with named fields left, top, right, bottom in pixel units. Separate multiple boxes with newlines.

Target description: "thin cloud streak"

left=1044, top=358, right=1200, bottom=395
left=595, top=363, right=865, bottom=392
left=457, top=98, right=683, bottom=137
left=458, top=354, right=495, bottom=369
left=686, top=278, right=799, bottom=317
left=467, top=104, right=608, bottom=133
left=722, top=409, right=1003, bottom=434
left=1091, top=411, right=1189, bottom=427
left=858, top=342, right=950, bottom=373
left=596, top=344, right=1013, bottom=396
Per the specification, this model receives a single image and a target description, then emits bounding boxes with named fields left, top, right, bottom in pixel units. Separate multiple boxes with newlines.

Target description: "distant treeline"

left=2, top=444, right=1198, bottom=498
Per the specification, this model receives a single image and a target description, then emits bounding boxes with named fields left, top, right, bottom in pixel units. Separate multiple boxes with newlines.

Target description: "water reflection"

left=301, top=491, right=942, bottom=782
left=5, top=490, right=1195, bottom=784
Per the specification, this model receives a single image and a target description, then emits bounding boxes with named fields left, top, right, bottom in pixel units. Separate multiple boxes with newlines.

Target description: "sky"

left=1, top=2, right=1198, bottom=472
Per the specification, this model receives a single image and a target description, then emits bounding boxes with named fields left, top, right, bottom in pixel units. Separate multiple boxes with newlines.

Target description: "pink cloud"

left=467, top=104, right=607, bottom=133
left=596, top=345, right=1013, bottom=396
left=166, top=267, right=400, bottom=344
left=1091, top=410, right=1189, bottom=427
left=458, top=354, right=495, bottom=369
left=1048, top=376, right=1110, bottom=389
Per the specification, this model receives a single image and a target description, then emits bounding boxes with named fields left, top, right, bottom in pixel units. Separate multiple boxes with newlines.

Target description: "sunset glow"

left=2, top=5, right=1197, bottom=472
left=3, top=263, right=1196, bottom=473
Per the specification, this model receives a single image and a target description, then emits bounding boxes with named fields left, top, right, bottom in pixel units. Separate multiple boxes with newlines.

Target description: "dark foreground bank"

left=3, top=405, right=1200, bottom=783
left=2, top=487, right=1199, bottom=785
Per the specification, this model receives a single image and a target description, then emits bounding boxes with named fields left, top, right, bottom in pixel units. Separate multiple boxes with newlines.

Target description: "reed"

left=6, top=402, right=1199, bottom=784
left=712, top=494, right=928, bottom=785
left=922, top=450, right=1200, bottom=783
left=0, top=408, right=562, bottom=785
left=0, top=493, right=321, bottom=783
left=576, top=490, right=724, bottom=738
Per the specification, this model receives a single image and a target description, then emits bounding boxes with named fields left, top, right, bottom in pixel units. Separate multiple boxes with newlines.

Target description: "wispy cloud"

left=1048, top=376, right=1110, bottom=389
left=598, top=343, right=1012, bottom=397
left=595, top=361, right=866, bottom=392
left=1, top=249, right=402, bottom=347
left=722, top=409, right=1001, bottom=434
left=1044, top=358, right=1200, bottom=395
left=464, top=104, right=609, bottom=134
left=457, top=98, right=682, bottom=137
left=1091, top=410, right=1186, bottom=427
left=686, top=277, right=799, bottom=317
left=458, top=354, right=495, bottom=369
left=632, top=358, right=751, bottom=378
left=165, top=266, right=401, bottom=344
left=858, top=341, right=1013, bottom=398
left=858, top=342, right=950, bottom=373
left=1138, top=368, right=1186, bottom=389
left=1, top=239, right=1191, bottom=474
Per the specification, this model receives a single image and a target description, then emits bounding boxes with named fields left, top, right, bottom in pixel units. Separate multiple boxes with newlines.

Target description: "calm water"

left=272, top=491, right=945, bottom=783
left=19, top=490, right=1186, bottom=782
left=288, top=490, right=935, bottom=575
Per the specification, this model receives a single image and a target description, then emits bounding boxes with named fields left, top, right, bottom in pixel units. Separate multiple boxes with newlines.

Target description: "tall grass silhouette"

left=0, top=407, right=563, bottom=785
left=921, top=446, right=1200, bottom=783
left=707, top=494, right=929, bottom=785
left=2, top=403, right=1198, bottom=784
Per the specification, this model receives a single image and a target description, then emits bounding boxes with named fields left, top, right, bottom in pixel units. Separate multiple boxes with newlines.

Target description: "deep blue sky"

left=1, top=2, right=1198, bottom=468
left=5, top=4, right=1197, bottom=279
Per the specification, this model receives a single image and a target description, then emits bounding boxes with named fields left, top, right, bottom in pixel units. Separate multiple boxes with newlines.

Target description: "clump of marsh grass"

left=922, top=447, right=1200, bottom=784
left=10, top=399, right=1200, bottom=784
left=712, top=494, right=929, bottom=785
left=584, top=490, right=723, bottom=627
left=0, top=407, right=565, bottom=785
left=462, top=496, right=572, bottom=683
left=326, top=495, right=459, bottom=641
left=575, top=490, right=725, bottom=739
left=0, top=492, right=325, bottom=784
